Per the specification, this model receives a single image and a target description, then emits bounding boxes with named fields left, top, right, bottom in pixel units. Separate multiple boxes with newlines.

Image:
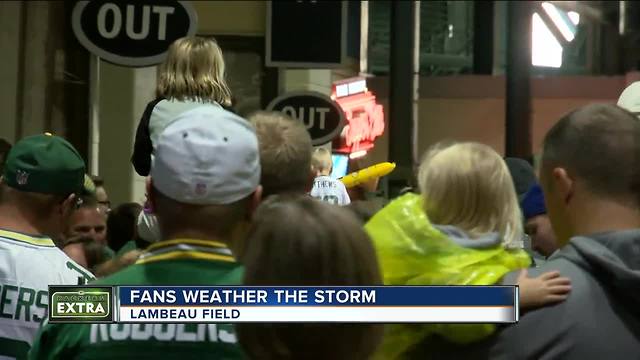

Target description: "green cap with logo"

left=2, top=133, right=86, bottom=195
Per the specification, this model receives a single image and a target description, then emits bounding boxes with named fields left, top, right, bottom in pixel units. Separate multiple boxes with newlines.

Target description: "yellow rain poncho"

left=364, top=193, right=530, bottom=359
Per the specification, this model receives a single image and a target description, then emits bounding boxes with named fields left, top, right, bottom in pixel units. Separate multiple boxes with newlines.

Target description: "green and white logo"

left=49, top=286, right=113, bottom=323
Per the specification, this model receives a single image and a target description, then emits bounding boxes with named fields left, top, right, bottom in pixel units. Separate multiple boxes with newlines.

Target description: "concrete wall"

left=96, top=63, right=156, bottom=206
left=194, top=1, right=266, bottom=35
left=367, top=75, right=626, bottom=166
left=0, top=1, right=22, bottom=143
left=0, top=1, right=67, bottom=143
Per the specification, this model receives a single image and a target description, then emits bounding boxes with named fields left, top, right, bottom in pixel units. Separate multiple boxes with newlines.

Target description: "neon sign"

left=331, top=78, right=385, bottom=154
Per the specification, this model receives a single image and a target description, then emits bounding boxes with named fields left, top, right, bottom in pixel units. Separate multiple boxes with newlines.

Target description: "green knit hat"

left=3, top=133, right=86, bottom=195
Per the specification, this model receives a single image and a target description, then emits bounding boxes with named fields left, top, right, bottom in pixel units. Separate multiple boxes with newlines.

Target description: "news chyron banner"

left=48, top=286, right=519, bottom=323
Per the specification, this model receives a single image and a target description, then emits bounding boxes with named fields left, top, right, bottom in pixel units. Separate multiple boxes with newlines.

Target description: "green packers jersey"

left=29, top=239, right=245, bottom=360
left=0, top=228, right=94, bottom=360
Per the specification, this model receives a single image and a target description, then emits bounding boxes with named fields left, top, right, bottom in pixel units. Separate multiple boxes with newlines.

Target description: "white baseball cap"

left=617, top=82, right=640, bottom=115
left=151, top=105, right=261, bottom=205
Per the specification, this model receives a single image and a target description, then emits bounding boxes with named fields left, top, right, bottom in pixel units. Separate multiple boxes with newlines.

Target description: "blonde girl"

left=419, top=141, right=525, bottom=249
left=367, top=141, right=570, bottom=359
left=131, top=37, right=232, bottom=245
left=132, top=36, right=232, bottom=176
left=418, top=142, right=570, bottom=308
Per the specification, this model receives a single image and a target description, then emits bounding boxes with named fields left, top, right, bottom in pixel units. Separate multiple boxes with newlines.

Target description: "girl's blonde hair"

left=156, top=37, right=232, bottom=106
left=417, top=141, right=523, bottom=248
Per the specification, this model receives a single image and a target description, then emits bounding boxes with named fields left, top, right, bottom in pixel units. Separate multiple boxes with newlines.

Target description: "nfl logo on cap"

left=195, top=183, right=207, bottom=196
left=16, top=170, right=29, bottom=185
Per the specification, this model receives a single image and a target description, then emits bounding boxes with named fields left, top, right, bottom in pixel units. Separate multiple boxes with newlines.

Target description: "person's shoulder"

left=142, top=97, right=165, bottom=118
left=48, top=247, right=96, bottom=281
left=146, top=97, right=165, bottom=108
left=92, top=262, right=146, bottom=285
left=0, top=229, right=57, bottom=248
left=500, top=256, right=593, bottom=326
left=9, top=242, right=96, bottom=284
left=531, top=256, right=591, bottom=286
left=93, top=259, right=244, bottom=286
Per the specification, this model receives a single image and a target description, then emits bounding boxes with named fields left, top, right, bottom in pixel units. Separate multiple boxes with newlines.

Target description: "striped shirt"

left=0, top=229, right=93, bottom=359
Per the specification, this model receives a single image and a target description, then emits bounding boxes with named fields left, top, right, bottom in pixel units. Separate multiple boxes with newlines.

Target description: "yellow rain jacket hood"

left=364, top=193, right=530, bottom=359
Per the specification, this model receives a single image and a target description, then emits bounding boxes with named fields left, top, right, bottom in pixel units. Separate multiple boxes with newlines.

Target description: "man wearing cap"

left=30, top=105, right=262, bottom=359
left=504, top=157, right=539, bottom=256
left=0, top=134, right=94, bottom=359
left=521, top=183, right=558, bottom=259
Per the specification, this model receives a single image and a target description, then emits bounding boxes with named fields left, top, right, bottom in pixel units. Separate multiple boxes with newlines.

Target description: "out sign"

left=72, top=0, right=197, bottom=67
left=281, top=107, right=331, bottom=131
left=267, top=91, right=346, bottom=145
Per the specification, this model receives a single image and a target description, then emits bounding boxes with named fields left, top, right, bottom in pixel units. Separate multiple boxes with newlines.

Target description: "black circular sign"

left=72, top=0, right=197, bottom=67
left=267, top=91, right=346, bottom=145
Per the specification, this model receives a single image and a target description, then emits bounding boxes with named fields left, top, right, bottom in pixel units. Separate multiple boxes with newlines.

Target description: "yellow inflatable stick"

left=339, top=162, right=396, bottom=188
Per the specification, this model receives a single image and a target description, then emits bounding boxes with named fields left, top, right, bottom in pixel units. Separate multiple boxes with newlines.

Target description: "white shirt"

left=0, top=229, right=93, bottom=355
left=310, top=176, right=351, bottom=206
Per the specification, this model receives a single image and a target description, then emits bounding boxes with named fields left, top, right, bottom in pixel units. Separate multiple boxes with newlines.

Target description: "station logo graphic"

left=49, top=286, right=113, bottom=323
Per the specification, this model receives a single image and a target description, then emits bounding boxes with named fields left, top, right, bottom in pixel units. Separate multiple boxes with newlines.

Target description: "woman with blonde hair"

left=365, top=141, right=571, bottom=359
left=132, top=36, right=233, bottom=176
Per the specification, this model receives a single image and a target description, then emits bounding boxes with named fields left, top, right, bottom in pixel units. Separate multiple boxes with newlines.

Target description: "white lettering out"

left=280, top=106, right=331, bottom=130
left=97, top=3, right=122, bottom=39
left=97, top=4, right=176, bottom=41
left=315, top=108, right=330, bottom=129
left=125, top=5, right=150, bottom=40
left=153, top=6, right=175, bottom=40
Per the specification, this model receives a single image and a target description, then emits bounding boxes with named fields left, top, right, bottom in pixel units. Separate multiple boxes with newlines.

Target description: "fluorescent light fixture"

left=348, top=80, right=367, bottom=95
left=336, top=80, right=367, bottom=98
left=568, top=11, right=580, bottom=25
left=542, top=2, right=575, bottom=42
left=336, top=84, right=349, bottom=98
left=532, top=12, right=563, bottom=68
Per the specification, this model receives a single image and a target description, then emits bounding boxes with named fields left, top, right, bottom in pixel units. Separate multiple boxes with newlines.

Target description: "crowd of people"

left=0, top=35, right=638, bottom=359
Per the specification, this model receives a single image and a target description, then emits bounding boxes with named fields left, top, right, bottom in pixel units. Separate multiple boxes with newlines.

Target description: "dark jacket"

left=409, top=229, right=640, bottom=359
left=131, top=97, right=164, bottom=176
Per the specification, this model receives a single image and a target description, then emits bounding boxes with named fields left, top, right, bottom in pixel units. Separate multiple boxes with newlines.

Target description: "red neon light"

left=332, top=90, right=385, bottom=154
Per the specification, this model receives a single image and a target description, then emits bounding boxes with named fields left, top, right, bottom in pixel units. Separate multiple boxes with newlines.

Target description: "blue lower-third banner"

left=47, top=286, right=518, bottom=323
left=109, top=286, right=519, bottom=324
